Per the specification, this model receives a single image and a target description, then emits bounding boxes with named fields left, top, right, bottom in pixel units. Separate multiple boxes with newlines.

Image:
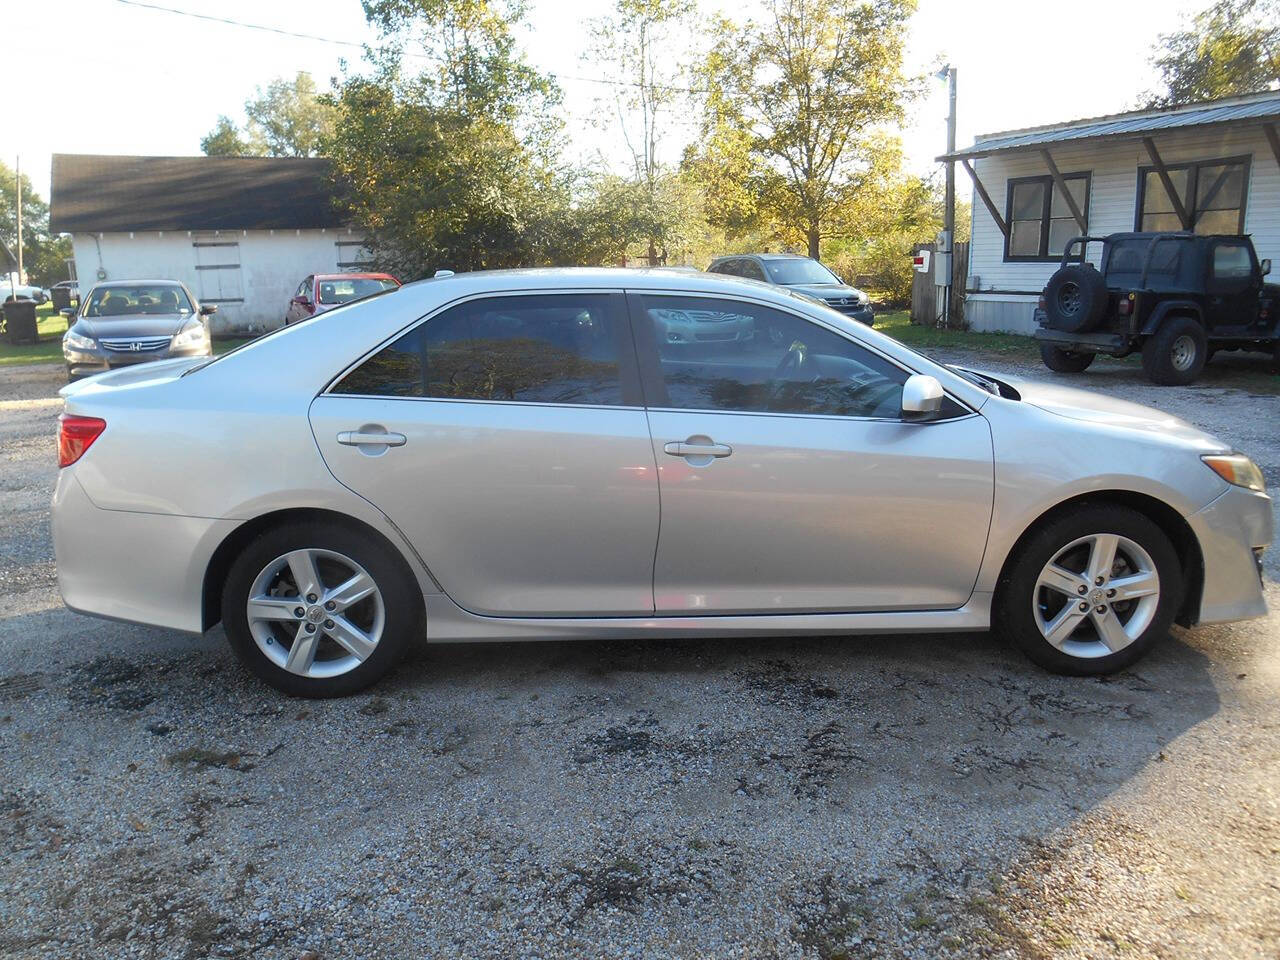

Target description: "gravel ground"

left=1, top=354, right=1277, bottom=960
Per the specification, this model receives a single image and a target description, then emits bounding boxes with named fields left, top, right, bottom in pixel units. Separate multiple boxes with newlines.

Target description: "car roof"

left=92, top=279, right=187, bottom=287
left=314, top=273, right=399, bottom=281
left=710, top=253, right=811, bottom=262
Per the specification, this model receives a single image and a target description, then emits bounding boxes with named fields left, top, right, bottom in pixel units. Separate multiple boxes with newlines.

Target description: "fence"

left=909, top=241, right=969, bottom=328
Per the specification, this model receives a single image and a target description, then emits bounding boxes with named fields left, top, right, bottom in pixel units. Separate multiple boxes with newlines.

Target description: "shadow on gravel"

left=1, top=608, right=1221, bottom=958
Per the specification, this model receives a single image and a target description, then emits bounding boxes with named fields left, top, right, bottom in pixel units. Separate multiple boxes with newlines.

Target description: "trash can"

left=2, top=299, right=38, bottom=345
left=51, top=286, right=71, bottom=311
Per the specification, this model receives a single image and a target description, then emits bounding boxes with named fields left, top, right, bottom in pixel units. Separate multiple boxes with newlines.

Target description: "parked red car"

left=284, top=273, right=401, bottom=325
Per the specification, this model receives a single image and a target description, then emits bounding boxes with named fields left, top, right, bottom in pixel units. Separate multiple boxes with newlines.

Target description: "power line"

left=113, top=0, right=709, bottom=94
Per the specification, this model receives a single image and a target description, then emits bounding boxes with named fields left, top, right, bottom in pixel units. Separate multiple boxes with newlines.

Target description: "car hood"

left=79, top=314, right=191, bottom=338
left=782, top=282, right=868, bottom=303
left=993, top=374, right=1231, bottom=451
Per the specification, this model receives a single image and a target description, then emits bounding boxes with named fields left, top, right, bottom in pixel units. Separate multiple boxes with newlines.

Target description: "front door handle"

left=663, top=439, right=733, bottom=458
left=337, top=430, right=407, bottom=447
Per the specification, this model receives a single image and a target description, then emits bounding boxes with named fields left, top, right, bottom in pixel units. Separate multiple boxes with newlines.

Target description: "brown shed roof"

left=50, top=154, right=344, bottom=233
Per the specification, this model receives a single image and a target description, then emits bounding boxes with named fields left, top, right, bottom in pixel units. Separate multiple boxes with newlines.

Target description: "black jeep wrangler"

left=1033, top=232, right=1277, bottom=385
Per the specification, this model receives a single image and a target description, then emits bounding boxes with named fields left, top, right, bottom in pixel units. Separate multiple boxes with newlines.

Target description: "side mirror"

left=199, top=303, right=217, bottom=315
left=1262, top=259, right=1272, bottom=276
left=901, top=374, right=944, bottom=419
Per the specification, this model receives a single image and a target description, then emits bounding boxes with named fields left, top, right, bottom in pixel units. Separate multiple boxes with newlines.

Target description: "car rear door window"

left=634, top=295, right=907, bottom=418
left=333, top=293, right=630, bottom=405
left=739, top=260, right=767, bottom=281
left=1212, top=242, right=1253, bottom=280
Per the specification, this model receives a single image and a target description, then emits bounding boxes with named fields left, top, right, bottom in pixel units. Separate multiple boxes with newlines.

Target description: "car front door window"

left=635, top=295, right=906, bottom=419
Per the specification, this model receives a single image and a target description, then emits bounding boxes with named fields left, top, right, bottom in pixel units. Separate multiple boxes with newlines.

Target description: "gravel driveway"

left=1, top=355, right=1277, bottom=960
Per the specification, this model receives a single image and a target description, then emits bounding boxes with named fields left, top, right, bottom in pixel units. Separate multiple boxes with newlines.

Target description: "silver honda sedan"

left=52, top=269, right=1271, bottom=697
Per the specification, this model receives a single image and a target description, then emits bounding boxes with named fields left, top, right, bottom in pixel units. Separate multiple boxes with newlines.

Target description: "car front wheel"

left=221, top=522, right=420, bottom=697
left=995, top=505, right=1182, bottom=675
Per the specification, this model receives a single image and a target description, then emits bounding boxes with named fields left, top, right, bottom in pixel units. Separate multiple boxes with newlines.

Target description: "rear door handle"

left=337, top=430, right=407, bottom=447
left=663, top=440, right=733, bottom=458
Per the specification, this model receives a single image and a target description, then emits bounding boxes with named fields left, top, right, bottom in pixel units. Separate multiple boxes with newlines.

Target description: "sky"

left=4, top=0, right=1209, bottom=203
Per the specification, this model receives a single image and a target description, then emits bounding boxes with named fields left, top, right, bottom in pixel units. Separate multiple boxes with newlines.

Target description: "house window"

left=192, top=237, right=243, bottom=303
left=1141, top=158, right=1249, bottom=235
left=335, top=239, right=374, bottom=269
left=1004, top=173, right=1090, bottom=261
left=1136, top=157, right=1249, bottom=234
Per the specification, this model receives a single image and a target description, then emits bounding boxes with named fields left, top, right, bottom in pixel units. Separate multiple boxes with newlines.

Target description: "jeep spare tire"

left=1043, top=264, right=1107, bottom=333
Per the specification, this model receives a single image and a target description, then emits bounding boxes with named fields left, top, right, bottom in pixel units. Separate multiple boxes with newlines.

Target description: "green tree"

left=244, top=71, right=338, bottom=157
left=200, top=115, right=255, bottom=156
left=586, top=0, right=696, bottom=265
left=0, top=161, right=73, bottom=286
left=688, top=0, right=919, bottom=261
left=1144, top=0, right=1280, bottom=106
left=200, top=72, right=337, bottom=157
left=327, top=0, right=589, bottom=275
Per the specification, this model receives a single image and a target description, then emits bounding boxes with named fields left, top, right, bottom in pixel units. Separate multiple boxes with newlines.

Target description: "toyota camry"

left=52, top=269, right=1271, bottom=696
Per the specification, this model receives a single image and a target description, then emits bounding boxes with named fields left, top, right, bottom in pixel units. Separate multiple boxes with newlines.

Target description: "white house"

left=50, top=154, right=375, bottom=335
left=943, top=90, right=1280, bottom=334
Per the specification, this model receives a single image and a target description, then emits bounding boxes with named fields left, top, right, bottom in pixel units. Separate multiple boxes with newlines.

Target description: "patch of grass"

left=875, top=309, right=1039, bottom=358
left=0, top=303, right=66, bottom=367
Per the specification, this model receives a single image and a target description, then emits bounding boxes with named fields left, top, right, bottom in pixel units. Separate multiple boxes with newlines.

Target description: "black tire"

left=1039, top=344, right=1096, bottom=373
left=221, top=521, right=421, bottom=697
left=1043, top=264, right=1107, bottom=333
left=1141, top=315, right=1206, bottom=385
left=994, top=504, right=1182, bottom=676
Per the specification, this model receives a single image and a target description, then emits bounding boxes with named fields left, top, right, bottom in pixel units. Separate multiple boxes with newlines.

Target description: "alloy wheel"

left=246, top=549, right=385, bottom=679
left=1032, top=533, right=1160, bottom=659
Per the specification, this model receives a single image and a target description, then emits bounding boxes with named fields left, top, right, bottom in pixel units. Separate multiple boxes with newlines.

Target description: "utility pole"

left=939, top=66, right=956, bottom=328
left=15, top=156, right=23, bottom=281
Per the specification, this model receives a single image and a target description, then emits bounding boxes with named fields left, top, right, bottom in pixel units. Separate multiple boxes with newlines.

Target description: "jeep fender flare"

left=1140, top=300, right=1203, bottom=336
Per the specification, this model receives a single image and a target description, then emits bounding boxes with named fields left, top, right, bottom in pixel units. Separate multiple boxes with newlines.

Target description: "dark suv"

left=707, top=253, right=875, bottom=326
left=1033, top=232, right=1277, bottom=385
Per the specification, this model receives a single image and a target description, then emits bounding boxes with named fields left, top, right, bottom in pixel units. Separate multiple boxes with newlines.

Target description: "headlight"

left=63, top=330, right=96, bottom=351
left=1202, top=454, right=1266, bottom=493
left=858, top=292, right=870, bottom=306
left=171, top=320, right=208, bottom=349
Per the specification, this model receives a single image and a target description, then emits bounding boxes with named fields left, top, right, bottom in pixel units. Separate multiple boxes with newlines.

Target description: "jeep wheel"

left=1043, top=264, right=1107, bottom=333
left=1039, top=344, right=1096, bottom=373
left=1141, top=316, right=1206, bottom=385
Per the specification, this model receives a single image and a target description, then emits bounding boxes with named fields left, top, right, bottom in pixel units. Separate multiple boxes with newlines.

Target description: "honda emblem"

left=129, top=342, right=141, bottom=351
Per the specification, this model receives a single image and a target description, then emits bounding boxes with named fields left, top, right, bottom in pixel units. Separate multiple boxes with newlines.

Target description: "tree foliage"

left=201, top=72, right=337, bottom=157
left=328, top=0, right=608, bottom=276
left=1144, top=0, right=1280, bottom=106
left=686, top=0, right=919, bottom=260
left=0, top=162, right=72, bottom=286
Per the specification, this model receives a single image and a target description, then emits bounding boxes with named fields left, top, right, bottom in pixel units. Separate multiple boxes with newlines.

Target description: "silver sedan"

left=52, top=269, right=1271, bottom=696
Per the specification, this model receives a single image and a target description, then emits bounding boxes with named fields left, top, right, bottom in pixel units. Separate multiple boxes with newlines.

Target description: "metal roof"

left=939, top=89, right=1280, bottom=161
left=50, top=154, right=344, bottom=233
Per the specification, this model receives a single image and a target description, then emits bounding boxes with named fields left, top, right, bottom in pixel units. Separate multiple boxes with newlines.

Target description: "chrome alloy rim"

left=1171, top=335, right=1197, bottom=371
left=246, top=549, right=385, bottom=678
left=1032, top=534, right=1160, bottom=659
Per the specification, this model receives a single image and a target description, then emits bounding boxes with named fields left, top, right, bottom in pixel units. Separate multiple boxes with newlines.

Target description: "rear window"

left=317, top=277, right=399, bottom=304
left=1104, top=239, right=1181, bottom=277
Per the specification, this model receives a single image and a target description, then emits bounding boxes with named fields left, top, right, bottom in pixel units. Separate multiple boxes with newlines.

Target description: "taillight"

left=58, top=413, right=106, bottom=468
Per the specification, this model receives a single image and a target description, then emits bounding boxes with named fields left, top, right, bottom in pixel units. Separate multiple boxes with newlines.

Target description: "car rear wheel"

left=995, top=505, right=1182, bottom=675
left=1039, top=344, right=1096, bottom=373
left=1141, top=316, right=1206, bottom=385
left=221, top=522, right=420, bottom=697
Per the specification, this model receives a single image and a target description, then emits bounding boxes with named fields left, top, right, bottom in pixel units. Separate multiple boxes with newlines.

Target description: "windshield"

left=84, top=285, right=193, bottom=318
left=317, top=277, right=399, bottom=304
left=762, top=258, right=841, bottom=285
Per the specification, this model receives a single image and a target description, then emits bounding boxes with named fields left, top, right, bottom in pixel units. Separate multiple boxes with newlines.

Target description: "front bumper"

left=53, top=470, right=238, bottom=633
left=824, top=303, right=875, bottom=326
left=1186, top=484, right=1272, bottom=624
left=64, top=342, right=211, bottom=379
